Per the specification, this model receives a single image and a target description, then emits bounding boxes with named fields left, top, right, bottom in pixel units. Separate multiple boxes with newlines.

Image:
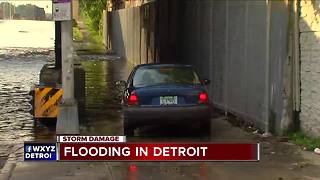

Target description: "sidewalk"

left=73, top=20, right=106, bottom=55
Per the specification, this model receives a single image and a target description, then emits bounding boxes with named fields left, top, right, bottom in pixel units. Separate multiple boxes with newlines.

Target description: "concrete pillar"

left=224, top=0, right=229, bottom=116
left=264, top=0, right=271, bottom=134
left=61, top=20, right=74, bottom=100
left=56, top=2, right=79, bottom=135
left=55, top=21, right=62, bottom=70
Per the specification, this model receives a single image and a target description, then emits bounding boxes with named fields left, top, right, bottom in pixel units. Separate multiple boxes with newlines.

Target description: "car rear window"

left=133, top=66, right=200, bottom=88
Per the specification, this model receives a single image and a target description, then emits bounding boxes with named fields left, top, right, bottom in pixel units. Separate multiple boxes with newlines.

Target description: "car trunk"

left=134, top=85, right=203, bottom=106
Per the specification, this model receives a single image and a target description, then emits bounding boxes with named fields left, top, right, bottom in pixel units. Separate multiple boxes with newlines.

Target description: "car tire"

left=200, top=118, right=211, bottom=134
left=124, top=119, right=134, bottom=137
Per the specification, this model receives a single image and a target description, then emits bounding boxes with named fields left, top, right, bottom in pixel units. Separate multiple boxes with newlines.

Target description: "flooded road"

left=80, top=58, right=214, bottom=179
left=81, top=59, right=128, bottom=136
left=0, top=20, right=54, bottom=49
left=0, top=50, right=53, bottom=168
left=81, top=58, right=212, bottom=140
left=0, top=20, right=55, bottom=168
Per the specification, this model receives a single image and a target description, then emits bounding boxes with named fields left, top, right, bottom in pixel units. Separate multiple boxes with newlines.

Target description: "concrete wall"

left=299, top=0, right=320, bottom=137
left=107, top=0, right=299, bottom=135
left=109, top=2, right=157, bottom=65
left=178, top=0, right=292, bottom=134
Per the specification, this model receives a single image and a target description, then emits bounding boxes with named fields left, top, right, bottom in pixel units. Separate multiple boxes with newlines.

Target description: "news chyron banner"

left=24, top=136, right=260, bottom=161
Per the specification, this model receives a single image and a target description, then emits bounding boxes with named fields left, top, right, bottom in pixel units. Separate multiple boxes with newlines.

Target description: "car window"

left=133, top=66, right=200, bottom=88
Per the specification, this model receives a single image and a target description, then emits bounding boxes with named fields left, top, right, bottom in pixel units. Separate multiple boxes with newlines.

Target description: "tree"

left=79, top=0, right=108, bottom=33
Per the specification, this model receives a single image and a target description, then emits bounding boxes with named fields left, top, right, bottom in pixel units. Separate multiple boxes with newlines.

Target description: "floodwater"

left=0, top=51, right=51, bottom=162
left=0, top=19, right=133, bottom=169
left=0, top=20, right=55, bottom=168
left=0, top=20, right=55, bottom=49
left=0, top=19, right=211, bottom=176
left=81, top=60, right=126, bottom=136
left=1, top=18, right=320, bottom=180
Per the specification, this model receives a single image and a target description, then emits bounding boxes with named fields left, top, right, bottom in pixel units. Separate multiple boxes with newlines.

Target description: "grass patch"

left=79, top=13, right=105, bottom=52
left=87, top=31, right=104, bottom=50
left=81, top=13, right=103, bottom=44
left=73, top=27, right=83, bottom=42
left=288, top=132, right=320, bottom=151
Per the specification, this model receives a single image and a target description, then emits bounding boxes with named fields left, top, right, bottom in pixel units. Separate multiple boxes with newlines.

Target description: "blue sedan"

left=117, top=64, right=211, bottom=136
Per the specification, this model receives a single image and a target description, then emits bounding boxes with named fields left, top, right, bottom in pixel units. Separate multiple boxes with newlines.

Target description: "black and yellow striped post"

left=34, top=87, right=63, bottom=118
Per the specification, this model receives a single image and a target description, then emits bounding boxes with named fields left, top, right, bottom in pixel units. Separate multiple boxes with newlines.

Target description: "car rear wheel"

left=124, top=118, right=134, bottom=137
left=200, top=118, right=211, bottom=134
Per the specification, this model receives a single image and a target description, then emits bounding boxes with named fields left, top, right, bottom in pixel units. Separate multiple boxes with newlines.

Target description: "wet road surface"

left=0, top=20, right=56, bottom=169
left=81, top=59, right=127, bottom=136
left=81, top=57, right=213, bottom=140
left=0, top=49, right=54, bottom=168
left=1, top=53, right=320, bottom=179
left=77, top=57, right=320, bottom=180
left=78, top=57, right=225, bottom=180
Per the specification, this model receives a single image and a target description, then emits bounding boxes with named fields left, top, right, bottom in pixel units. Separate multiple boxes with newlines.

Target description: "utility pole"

left=53, top=0, right=79, bottom=134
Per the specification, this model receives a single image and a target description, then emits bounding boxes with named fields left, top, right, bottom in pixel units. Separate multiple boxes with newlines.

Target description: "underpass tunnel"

left=108, top=0, right=300, bottom=135
left=172, top=0, right=294, bottom=135
left=173, top=0, right=302, bottom=136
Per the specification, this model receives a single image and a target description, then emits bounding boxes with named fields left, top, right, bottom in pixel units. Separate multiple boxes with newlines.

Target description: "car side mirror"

left=201, top=79, right=210, bottom=85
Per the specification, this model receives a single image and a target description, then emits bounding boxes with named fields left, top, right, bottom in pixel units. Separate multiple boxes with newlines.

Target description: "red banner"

left=58, top=143, right=259, bottom=161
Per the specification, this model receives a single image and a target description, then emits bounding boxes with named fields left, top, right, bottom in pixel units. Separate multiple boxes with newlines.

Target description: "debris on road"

left=261, top=132, right=272, bottom=138
left=314, top=148, right=320, bottom=155
left=253, top=130, right=259, bottom=134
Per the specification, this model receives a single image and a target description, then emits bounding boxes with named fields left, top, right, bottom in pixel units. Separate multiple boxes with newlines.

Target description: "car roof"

left=136, top=63, right=193, bottom=69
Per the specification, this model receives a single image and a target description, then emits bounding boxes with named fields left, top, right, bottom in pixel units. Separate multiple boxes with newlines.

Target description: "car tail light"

left=128, top=91, right=139, bottom=105
left=199, top=92, right=208, bottom=104
left=129, top=164, right=137, bottom=172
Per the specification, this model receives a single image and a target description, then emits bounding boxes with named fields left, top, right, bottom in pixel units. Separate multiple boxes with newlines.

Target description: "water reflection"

left=0, top=53, right=51, bottom=162
left=0, top=20, right=55, bottom=165
left=81, top=59, right=132, bottom=135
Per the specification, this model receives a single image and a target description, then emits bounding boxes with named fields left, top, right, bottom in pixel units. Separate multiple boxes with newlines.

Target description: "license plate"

left=160, top=96, right=178, bottom=105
